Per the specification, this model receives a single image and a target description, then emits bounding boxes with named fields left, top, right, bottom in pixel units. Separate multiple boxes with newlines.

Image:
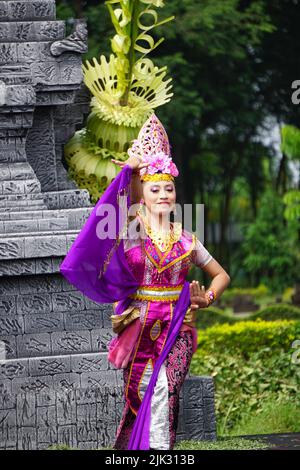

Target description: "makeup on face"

left=142, top=181, right=176, bottom=214
left=148, top=183, right=175, bottom=194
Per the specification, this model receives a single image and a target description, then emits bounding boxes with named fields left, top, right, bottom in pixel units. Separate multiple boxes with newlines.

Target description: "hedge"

left=220, top=285, right=269, bottom=303
left=196, top=303, right=300, bottom=330
left=190, top=319, right=300, bottom=433
left=196, top=319, right=300, bottom=358
left=248, top=303, right=300, bottom=322
left=196, top=306, right=239, bottom=329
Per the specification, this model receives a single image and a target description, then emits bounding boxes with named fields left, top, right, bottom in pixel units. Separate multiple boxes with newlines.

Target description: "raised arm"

left=130, top=172, right=143, bottom=205
left=111, top=156, right=148, bottom=206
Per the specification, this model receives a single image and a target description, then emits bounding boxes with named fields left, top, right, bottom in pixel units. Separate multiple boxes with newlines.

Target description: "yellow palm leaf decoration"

left=64, top=0, right=174, bottom=203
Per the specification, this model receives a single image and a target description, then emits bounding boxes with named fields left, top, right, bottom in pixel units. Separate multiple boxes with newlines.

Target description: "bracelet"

left=205, top=287, right=217, bottom=306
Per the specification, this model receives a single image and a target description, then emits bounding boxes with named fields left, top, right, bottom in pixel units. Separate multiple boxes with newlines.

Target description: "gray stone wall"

left=0, top=0, right=217, bottom=450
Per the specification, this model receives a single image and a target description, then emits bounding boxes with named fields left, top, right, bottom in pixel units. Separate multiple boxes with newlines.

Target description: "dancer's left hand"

left=189, top=280, right=208, bottom=310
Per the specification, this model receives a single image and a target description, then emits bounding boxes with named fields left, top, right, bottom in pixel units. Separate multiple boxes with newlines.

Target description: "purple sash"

left=127, top=281, right=190, bottom=449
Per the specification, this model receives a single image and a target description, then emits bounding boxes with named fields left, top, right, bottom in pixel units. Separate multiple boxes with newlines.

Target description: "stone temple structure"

left=0, top=0, right=217, bottom=450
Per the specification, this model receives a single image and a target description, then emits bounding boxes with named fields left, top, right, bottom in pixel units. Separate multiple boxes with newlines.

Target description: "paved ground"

left=238, top=432, right=300, bottom=450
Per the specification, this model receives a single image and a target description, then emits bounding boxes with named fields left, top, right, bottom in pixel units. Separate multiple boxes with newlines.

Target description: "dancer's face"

left=142, top=180, right=176, bottom=216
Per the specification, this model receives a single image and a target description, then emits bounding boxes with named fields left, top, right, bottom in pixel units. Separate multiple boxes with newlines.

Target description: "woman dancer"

left=60, top=113, right=230, bottom=450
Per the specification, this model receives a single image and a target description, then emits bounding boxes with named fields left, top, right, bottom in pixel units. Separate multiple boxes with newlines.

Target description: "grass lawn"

left=225, top=398, right=300, bottom=436
left=174, top=436, right=275, bottom=450
left=47, top=436, right=275, bottom=451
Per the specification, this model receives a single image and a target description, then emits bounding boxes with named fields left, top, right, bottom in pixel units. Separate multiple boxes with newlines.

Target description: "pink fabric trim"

left=108, top=320, right=198, bottom=370
left=108, top=318, right=142, bottom=369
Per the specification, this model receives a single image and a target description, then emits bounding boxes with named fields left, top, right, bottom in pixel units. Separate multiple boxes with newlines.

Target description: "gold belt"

left=129, top=285, right=184, bottom=302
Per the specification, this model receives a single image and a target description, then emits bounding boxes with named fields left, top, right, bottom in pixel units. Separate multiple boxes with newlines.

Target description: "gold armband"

left=205, top=287, right=217, bottom=306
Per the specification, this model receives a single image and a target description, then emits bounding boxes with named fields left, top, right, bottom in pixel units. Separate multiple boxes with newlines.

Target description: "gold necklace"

left=138, top=211, right=182, bottom=253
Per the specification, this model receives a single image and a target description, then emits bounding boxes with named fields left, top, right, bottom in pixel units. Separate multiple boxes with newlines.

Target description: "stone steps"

left=0, top=372, right=215, bottom=450
left=2, top=327, right=114, bottom=360
left=0, top=194, right=47, bottom=210
left=0, top=216, right=69, bottom=234
left=0, top=20, right=65, bottom=43
left=0, top=268, right=115, bottom=360
left=0, top=203, right=48, bottom=211
left=0, top=352, right=119, bottom=384
left=0, top=193, right=45, bottom=202
left=0, top=207, right=93, bottom=230
left=0, top=282, right=114, bottom=360
left=0, top=227, right=78, bottom=238
left=43, top=189, right=92, bottom=210
left=0, top=229, right=79, bottom=259
left=0, top=162, right=37, bottom=181
left=0, top=255, right=63, bottom=277
left=0, top=350, right=123, bottom=450
left=0, top=202, right=48, bottom=211
left=0, top=208, right=66, bottom=221
left=0, top=178, right=42, bottom=194
left=0, top=307, right=108, bottom=336
left=0, top=324, right=114, bottom=359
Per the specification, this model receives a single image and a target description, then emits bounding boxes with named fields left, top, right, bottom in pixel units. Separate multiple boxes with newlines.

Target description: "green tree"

left=280, top=125, right=300, bottom=230
left=241, top=188, right=299, bottom=292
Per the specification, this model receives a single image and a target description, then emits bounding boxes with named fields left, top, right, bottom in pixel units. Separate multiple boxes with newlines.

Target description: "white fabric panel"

left=149, top=361, right=170, bottom=450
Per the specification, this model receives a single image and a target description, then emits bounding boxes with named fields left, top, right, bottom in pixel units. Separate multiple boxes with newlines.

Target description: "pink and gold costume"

left=60, top=113, right=215, bottom=450
left=108, top=217, right=213, bottom=449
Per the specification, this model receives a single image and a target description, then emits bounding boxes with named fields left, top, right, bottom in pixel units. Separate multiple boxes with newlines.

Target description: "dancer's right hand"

left=189, top=280, right=209, bottom=310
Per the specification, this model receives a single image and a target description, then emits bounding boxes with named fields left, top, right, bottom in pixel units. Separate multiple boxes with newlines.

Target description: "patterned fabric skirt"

left=113, top=329, right=194, bottom=450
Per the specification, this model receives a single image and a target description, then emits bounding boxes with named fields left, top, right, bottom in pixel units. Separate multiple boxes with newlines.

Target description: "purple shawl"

left=60, top=165, right=139, bottom=307
left=59, top=165, right=190, bottom=450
